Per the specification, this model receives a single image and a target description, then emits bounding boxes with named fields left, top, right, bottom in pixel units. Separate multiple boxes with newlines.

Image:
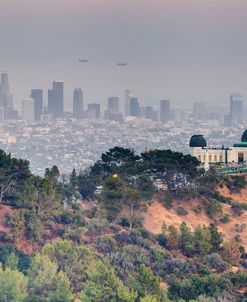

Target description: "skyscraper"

left=0, top=72, right=13, bottom=110
left=48, top=89, right=54, bottom=114
left=0, top=72, right=18, bottom=120
left=48, top=81, right=64, bottom=118
left=145, top=106, right=158, bottom=121
left=230, top=93, right=243, bottom=125
left=31, top=89, right=43, bottom=121
left=22, top=98, right=35, bottom=122
left=160, top=100, right=170, bottom=123
left=0, top=72, right=9, bottom=99
left=130, top=97, right=140, bottom=117
left=0, top=108, right=4, bottom=125
left=105, top=97, right=121, bottom=121
left=87, top=103, right=101, bottom=119
left=73, top=88, right=84, bottom=119
left=125, top=89, right=134, bottom=116
left=108, top=97, right=119, bottom=113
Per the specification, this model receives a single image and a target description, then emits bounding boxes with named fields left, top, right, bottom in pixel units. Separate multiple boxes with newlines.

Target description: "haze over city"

left=0, top=0, right=247, bottom=175
left=1, top=0, right=247, bottom=109
left=0, top=3, right=247, bottom=301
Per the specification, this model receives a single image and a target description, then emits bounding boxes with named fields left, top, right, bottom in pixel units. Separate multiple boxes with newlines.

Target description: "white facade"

left=191, top=147, right=247, bottom=164
left=191, top=147, right=227, bottom=164
left=191, top=142, right=247, bottom=173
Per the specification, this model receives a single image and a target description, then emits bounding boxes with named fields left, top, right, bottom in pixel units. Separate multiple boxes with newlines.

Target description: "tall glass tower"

left=73, top=88, right=84, bottom=119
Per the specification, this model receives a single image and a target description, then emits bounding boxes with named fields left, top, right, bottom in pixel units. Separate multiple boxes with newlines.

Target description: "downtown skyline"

left=0, top=71, right=246, bottom=115
left=0, top=0, right=247, bottom=107
left=0, top=70, right=246, bottom=129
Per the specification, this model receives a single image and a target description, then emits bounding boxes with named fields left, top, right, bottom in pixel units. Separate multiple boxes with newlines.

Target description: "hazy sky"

left=1, top=0, right=247, bottom=110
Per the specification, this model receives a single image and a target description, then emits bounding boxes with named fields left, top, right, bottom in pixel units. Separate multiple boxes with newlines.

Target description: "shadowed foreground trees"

left=0, top=266, right=28, bottom=302
left=27, top=254, right=73, bottom=302
left=80, top=260, right=137, bottom=302
left=42, top=240, right=93, bottom=293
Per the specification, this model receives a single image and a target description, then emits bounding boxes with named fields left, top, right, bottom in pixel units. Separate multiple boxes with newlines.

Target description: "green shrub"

left=204, top=198, right=223, bottom=219
left=232, top=176, right=247, bottom=189
left=118, top=215, right=143, bottom=229
left=220, top=214, right=231, bottom=224
left=163, top=193, right=173, bottom=209
left=226, top=271, right=247, bottom=289
left=212, top=191, right=232, bottom=204
left=71, top=203, right=80, bottom=211
left=225, top=175, right=247, bottom=192
left=194, top=205, right=202, bottom=214
left=0, top=231, right=7, bottom=241
left=86, top=218, right=110, bottom=236
left=168, top=274, right=232, bottom=301
left=176, top=207, right=188, bottom=216
left=206, top=253, right=228, bottom=273
left=96, top=235, right=117, bottom=254
left=239, top=203, right=247, bottom=210
left=231, top=204, right=246, bottom=216
left=156, top=234, right=167, bottom=248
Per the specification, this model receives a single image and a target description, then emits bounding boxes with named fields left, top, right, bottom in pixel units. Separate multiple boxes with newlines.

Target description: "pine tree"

left=193, top=226, right=211, bottom=257
left=131, top=264, right=161, bottom=298
left=209, top=223, right=223, bottom=253
left=69, top=169, right=77, bottom=197
left=179, top=222, right=194, bottom=257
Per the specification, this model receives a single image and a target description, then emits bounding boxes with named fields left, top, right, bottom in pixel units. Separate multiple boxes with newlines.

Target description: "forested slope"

left=0, top=147, right=246, bottom=302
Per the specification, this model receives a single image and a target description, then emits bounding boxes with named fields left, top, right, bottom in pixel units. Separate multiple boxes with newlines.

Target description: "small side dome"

left=189, top=135, right=207, bottom=148
left=241, top=129, right=247, bottom=142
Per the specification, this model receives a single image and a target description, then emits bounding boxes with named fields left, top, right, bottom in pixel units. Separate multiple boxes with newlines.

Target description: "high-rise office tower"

left=108, top=97, right=119, bottom=113
left=145, top=106, right=158, bottom=121
left=5, top=95, right=13, bottom=110
left=105, top=97, right=121, bottom=121
left=87, top=103, right=100, bottom=119
left=160, top=100, right=170, bottom=123
left=125, top=89, right=134, bottom=116
left=22, top=98, right=35, bottom=122
left=0, top=72, right=13, bottom=110
left=73, top=88, right=84, bottom=119
left=130, top=97, right=140, bottom=117
left=0, top=72, right=17, bottom=120
left=48, top=89, right=54, bottom=114
left=193, top=102, right=206, bottom=120
left=0, top=108, right=4, bottom=125
left=0, top=72, right=9, bottom=101
left=230, top=93, right=243, bottom=125
left=31, top=89, right=43, bottom=121
left=48, top=81, right=64, bottom=118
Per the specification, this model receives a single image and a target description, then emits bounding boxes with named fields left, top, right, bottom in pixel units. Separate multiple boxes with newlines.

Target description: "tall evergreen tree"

left=179, top=222, right=194, bottom=257
left=209, top=224, right=223, bottom=253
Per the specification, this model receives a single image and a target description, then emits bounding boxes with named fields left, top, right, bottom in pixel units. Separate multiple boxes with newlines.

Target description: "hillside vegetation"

left=0, top=147, right=246, bottom=302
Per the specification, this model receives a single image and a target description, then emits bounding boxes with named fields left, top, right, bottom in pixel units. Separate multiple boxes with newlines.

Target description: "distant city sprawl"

left=0, top=72, right=246, bottom=175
